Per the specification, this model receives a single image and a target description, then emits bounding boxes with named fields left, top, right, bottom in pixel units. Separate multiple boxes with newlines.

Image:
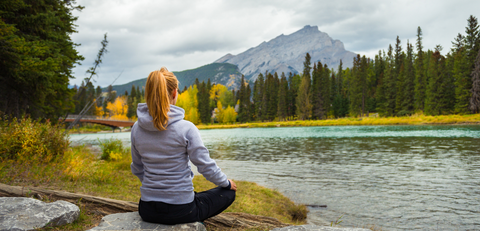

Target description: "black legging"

left=138, top=186, right=236, bottom=225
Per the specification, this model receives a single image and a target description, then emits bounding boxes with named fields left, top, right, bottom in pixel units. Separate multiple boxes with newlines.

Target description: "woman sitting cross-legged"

left=130, top=67, right=236, bottom=225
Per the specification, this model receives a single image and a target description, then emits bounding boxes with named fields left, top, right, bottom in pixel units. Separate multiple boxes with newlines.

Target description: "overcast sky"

left=70, top=0, right=480, bottom=88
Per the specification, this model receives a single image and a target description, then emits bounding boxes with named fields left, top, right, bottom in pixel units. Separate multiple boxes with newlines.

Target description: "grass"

left=196, top=113, right=480, bottom=130
left=0, top=142, right=307, bottom=230
left=193, top=176, right=307, bottom=224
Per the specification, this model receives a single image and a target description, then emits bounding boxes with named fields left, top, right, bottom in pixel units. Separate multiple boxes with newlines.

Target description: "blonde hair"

left=145, top=67, right=179, bottom=131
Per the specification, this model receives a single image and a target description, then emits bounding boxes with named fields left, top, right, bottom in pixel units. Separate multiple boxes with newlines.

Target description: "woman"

left=130, top=67, right=236, bottom=225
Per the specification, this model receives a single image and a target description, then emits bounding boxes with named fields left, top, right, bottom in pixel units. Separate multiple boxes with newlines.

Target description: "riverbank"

left=65, top=114, right=480, bottom=134
left=0, top=145, right=307, bottom=230
left=197, top=113, right=480, bottom=130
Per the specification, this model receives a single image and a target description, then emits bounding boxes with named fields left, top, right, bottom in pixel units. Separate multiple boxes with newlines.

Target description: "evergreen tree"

left=296, top=53, right=312, bottom=120
left=425, top=48, right=451, bottom=115
left=349, top=55, right=363, bottom=116
left=444, top=53, right=456, bottom=112
left=95, top=86, right=103, bottom=107
left=465, top=16, right=480, bottom=63
left=393, top=36, right=404, bottom=115
left=245, top=82, right=251, bottom=121
left=253, top=74, right=265, bottom=121
left=268, top=72, right=279, bottom=120
left=126, top=85, right=136, bottom=118
left=360, top=57, right=368, bottom=116
left=365, top=59, right=377, bottom=115
left=86, top=82, right=96, bottom=115
left=454, top=15, right=479, bottom=113
left=395, top=62, right=406, bottom=114
left=246, top=84, right=253, bottom=121
left=287, top=73, right=301, bottom=119
left=206, top=79, right=213, bottom=117
left=320, top=63, right=331, bottom=118
left=0, top=0, right=84, bottom=120
left=75, top=81, right=86, bottom=114
left=311, top=63, right=321, bottom=119
left=383, top=45, right=396, bottom=116
left=195, top=78, right=200, bottom=89
left=277, top=73, right=288, bottom=120
left=332, top=60, right=347, bottom=118
left=136, top=86, right=141, bottom=102
left=262, top=73, right=271, bottom=121
left=197, top=81, right=211, bottom=124
left=375, top=51, right=386, bottom=115
left=401, top=41, right=416, bottom=115
left=414, top=26, right=426, bottom=112
left=238, top=75, right=248, bottom=122
left=470, top=49, right=480, bottom=113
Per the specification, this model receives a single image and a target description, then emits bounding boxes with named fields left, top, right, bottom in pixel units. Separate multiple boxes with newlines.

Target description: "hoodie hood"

left=136, top=103, right=185, bottom=131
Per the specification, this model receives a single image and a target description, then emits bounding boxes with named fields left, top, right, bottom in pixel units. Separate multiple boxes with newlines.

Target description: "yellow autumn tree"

left=106, top=96, right=129, bottom=120
left=214, top=101, right=237, bottom=124
left=177, top=85, right=199, bottom=124
left=209, top=84, right=235, bottom=108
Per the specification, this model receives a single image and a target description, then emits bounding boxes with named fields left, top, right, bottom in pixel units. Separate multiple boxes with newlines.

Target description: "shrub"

left=98, top=138, right=127, bottom=161
left=0, top=117, right=69, bottom=163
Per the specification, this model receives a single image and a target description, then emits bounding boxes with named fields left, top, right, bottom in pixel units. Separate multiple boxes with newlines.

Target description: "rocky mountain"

left=215, top=25, right=357, bottom=81
left=104, top=63, right=243, bottom=94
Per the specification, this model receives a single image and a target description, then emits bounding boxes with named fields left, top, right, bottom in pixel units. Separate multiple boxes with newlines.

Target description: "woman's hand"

left=228, top=179, right=237, bottom=191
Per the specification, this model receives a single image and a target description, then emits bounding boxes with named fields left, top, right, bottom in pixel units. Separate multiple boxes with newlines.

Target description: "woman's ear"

left=171, top=89, right=178, bottom=105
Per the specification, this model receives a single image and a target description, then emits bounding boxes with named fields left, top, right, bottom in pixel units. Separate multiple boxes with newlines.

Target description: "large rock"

left=272, top=225, right=371, bottom=231
left=0, top=197, right=79, bottom=231
left=87, top=212, right=206, bottom=231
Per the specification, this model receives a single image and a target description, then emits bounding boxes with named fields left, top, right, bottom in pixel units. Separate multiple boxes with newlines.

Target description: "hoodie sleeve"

left=130, top=125, right=144, bottom=182
left=186, top=125, right=229, bottom=188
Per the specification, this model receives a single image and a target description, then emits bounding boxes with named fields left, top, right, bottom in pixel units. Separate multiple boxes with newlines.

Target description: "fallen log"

left=0, top=183, right=137, bottom=212
left=204, top=212, right=289, bottom=230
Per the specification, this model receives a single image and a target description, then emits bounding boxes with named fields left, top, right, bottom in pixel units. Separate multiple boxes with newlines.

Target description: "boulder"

left=272, top=225, right=371, bottom=231
left=0, top=197, right=79, bottom=231
left=87, top=212, right=206, bottom=231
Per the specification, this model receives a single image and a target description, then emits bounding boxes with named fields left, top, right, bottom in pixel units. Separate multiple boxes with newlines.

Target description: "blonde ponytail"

left=145, top=67, right=179, bottom=131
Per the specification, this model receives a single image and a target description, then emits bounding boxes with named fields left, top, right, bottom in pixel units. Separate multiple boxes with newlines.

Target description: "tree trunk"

left=0, top=183, right=137, bottom=212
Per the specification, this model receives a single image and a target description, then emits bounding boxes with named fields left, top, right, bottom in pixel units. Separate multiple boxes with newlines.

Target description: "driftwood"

left=306, top=204, right=327, bottom=208
left=205, top=212, right=289, bottom=230
left=0, top=183, right=137, bottom=214
left=0, top=183, right=290, bottom=230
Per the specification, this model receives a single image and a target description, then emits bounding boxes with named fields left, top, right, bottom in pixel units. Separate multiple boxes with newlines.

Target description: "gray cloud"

left=70, top=0, right=480, bottom=87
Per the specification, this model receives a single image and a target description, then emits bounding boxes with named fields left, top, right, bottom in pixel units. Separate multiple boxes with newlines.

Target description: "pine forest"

left=73, top=15, right=480, bottom=125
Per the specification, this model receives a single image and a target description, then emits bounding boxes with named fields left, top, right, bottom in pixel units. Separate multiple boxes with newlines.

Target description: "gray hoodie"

left=131, top=103, right=229, bottom=204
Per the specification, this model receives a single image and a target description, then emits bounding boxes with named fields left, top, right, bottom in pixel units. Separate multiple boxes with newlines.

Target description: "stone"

left=87, top=212, right=206, bottom=231
left=0, top=197, right=79, bottom=231
left=272, top=225, right=371, bottom=231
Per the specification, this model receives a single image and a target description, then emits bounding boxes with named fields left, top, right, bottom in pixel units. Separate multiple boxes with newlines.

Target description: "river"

left=70, top=125, right=480, bottom=230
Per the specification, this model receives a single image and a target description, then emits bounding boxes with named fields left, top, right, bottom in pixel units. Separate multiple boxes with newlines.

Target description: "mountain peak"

left=303, top=25, right=318, bottom=30
left=214, top=25, right=356, bottom=81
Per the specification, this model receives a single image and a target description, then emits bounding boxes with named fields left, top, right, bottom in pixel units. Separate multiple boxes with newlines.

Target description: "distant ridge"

left=103, top=63, right=243, bottom=94
left=215, top=25, right=357, bottom=81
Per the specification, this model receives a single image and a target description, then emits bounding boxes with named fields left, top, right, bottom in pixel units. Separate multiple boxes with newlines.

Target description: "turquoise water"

left=70, top=125, right=480, bottom=230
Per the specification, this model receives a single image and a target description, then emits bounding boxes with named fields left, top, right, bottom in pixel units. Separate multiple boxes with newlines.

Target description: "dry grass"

left=196, top=113, right=480, bottom=130
left=194, top=176, right=307, bottom=225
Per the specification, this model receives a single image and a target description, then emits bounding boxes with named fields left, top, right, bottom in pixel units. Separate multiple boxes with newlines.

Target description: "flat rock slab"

left=272, top=225, right=371, bottom=231
left=87, top=212, right=206, bottom=231
left=0, top=197, right=79, bottom=231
